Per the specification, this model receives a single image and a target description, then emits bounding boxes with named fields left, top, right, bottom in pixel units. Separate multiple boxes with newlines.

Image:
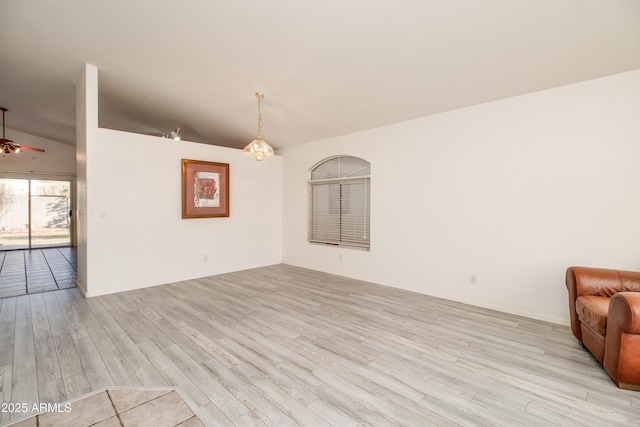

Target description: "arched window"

left=308, top=156, right=370, bottom=250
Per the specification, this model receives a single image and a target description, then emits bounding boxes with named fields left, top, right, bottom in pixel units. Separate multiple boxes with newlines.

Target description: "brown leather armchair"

left=566, top=266, right=640, bottom=390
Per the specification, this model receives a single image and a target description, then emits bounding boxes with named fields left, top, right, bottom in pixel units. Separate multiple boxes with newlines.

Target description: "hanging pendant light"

left=243, top=92, right=274, bottom=161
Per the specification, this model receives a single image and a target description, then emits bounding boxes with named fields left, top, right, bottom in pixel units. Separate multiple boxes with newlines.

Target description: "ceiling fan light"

left=0, top=107, right=44, bottom=154
left=164, top=127, right=181, bottom=141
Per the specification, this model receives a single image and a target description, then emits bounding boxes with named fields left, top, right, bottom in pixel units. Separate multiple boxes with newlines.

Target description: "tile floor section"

left=0, top=248, right=76, bottom=298
left=8, top=389, right=204, bottom=427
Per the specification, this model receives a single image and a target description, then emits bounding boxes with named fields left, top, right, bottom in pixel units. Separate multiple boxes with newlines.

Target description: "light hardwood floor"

left=1, top=264, right=638, bottom=426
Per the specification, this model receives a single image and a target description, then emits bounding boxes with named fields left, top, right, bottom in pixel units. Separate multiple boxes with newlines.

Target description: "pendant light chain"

left=243, top=91, right=274, bottom=161
left=256, top=92, right=264, bottom=139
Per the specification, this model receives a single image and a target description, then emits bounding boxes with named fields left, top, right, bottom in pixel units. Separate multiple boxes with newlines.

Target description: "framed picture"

left=182, top=159, right=229, bottom=218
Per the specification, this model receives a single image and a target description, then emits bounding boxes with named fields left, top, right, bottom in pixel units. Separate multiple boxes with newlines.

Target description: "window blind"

left=308, top=177, right=370, bottom=249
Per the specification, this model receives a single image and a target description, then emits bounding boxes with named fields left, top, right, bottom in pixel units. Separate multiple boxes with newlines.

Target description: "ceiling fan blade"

left=19, top=145, right=46, bottom=152
left=2, top=108, right=46, bottom=154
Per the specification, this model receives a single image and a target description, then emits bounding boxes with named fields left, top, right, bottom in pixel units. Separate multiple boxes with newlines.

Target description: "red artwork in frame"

left=182, top=159, right=229, bottom=218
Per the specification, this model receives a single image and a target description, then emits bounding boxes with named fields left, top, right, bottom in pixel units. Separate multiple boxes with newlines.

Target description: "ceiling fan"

left=1, top=107, right=45, bottom=155
left=144, top=128, right=182, bottom=140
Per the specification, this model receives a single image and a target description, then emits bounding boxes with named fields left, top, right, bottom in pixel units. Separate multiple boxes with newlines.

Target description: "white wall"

left=78, top=65, right=282, bottom=297
left=0, top=129, right=75, bottom=175
left=280, top=69, right=640, bottom=325
left=76, top=64, right=96, bottom=293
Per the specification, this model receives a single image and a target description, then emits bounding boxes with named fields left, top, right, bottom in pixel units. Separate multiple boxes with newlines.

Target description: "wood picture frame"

left=182, top=159, right=229, bottom=218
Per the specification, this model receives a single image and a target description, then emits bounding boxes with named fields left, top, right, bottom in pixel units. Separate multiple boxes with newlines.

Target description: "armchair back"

left=566, top=267, right=640, bottom=341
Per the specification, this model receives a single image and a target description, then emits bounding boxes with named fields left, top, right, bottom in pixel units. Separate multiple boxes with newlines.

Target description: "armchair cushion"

left=576, top=295, right=609, bottom=335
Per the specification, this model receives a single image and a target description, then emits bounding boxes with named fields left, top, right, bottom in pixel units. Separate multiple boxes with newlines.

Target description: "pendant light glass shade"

left=243, top=92, right=274, bottom=161
left=243, top=136, right=274, bottom=160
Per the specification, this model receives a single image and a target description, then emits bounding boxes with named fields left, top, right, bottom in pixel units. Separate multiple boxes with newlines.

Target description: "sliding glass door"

left=0, top=178, right=72, bottom=250
left=0, top=179, right=29, bottom=249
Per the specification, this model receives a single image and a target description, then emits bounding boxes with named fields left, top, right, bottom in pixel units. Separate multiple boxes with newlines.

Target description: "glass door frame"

left=0, top=174, right=75, bottom=251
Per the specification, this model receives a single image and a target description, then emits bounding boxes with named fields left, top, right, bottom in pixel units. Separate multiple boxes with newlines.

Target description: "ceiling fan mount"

left=1, top=107, right=45, bottom=155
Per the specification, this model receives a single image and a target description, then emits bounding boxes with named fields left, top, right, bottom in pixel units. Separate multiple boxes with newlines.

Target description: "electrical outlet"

left=339, top=254, right=343, bottom=261
left=203, top=254, right=209, bottom=262
left=470, top=274, right=477, bottom=285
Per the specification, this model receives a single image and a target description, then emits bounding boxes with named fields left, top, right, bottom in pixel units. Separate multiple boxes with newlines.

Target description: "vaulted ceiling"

left=1, top=1, right=639, bottom=151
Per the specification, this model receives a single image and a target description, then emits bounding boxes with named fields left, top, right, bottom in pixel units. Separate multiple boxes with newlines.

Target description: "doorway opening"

left=0, top=178, right=72, bottom=250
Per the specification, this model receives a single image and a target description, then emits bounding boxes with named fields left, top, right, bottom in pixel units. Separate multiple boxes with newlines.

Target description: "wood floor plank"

left=13, top=295, right=31, bottom=330
left=311, top=366, right=430, bottom=427
left=51, top=290, right=89, bottom=341
left=35, top=289, right=92, bottom=400
left=85, top=298, right=167, bottom=387
left=53, top=333, right=92, bottom=399
left=105, top=293, right=136, bottom=314
left=29, top=294, right=65, bottom=404
left=585, top=391, right=640, bottom=420
left=174, top=321, right=242, bottom=370
left=0, top=298, right=16, bottom=364
left=228, top=366, right=331, bottom=427
left=122, top=291, right=163, bottom=321
left=204, top=359, right=304, bottom=426
left=71, top=336, right=116, bottom=390
left=163, top=344, right=248, bottom=421
left=214, top=331, right=320, bottom=406
left=305, top=397, right=362, bottom=427
left=0, top=365, right=13, bottom=426
left=135, top=340, right=210, bottom=407
left=191, top=401, right=235, bottom=427
left=139, top=286, right=218, bottom=363
left=50, top=289, right=116, bottom=390
left=120, top=308, right=175, bottom=348
left=2, top=264, right=639, bottom=427
left=11, top=297, right=38, bottom=422
left=202, top=357, right=300, bottom=427
left=276, top=361, right=388, bottom=426
left=0, top=297, right=16, bottom=426
left=74, top=298, right=141, bottom=387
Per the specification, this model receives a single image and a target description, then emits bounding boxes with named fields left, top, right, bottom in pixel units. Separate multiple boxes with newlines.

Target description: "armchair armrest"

left=604, top=292, right=640, bottom=390
left=608, top=292, right=640, bottom=334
